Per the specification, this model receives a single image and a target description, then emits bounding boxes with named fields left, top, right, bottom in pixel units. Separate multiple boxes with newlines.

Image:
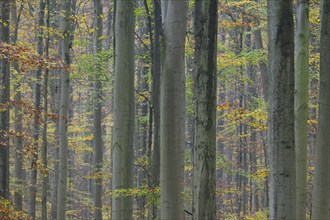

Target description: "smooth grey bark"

left=56, top=0, right=71, bottom=218
left=0, top=0, right=10, bottom=200
left=50, top=2, right=61, bottom=219
left=311, top=0, right=330, bottom=219
left=28, top=0, right=45, bottom=218
left=267, top=0, right=296, bottom=219
left=151, top=0, right=161, bottom=219
left=294, top=0, right=309, bottom=219
left=160, top=0, right=188, bottom=219
left=93, top=0, right=103, bottom=219
left=41, top=0, right=50, bottom=219
left=192, top=0, right=217, bottom=219
left=11, top=0, right=24, bottom=211
left=111, top=0, right=135, bottom=219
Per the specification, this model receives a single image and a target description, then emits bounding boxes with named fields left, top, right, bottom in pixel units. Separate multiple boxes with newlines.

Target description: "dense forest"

left=0, top=0, right=329, bottom=219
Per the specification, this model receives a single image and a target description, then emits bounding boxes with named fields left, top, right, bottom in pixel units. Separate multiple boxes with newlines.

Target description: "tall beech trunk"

left=111, top=0, right=135, bottom=219
left=311, top=0, right=330, bottom=219
left=192, top=0, right=218, bottom=219
left=28, top=0, right=45, bottom=218
left=245, top=23, right=259, bottom=213
left=0, top=0, right=10, bottom=200
left=93, top=0, right=103, bottom=219
left=295, top=0, right=309, bottom=219
left=11, top=0, right=24, bottom=211
left=151, top=0, right=161, bottom=219
left=41, top=0, right=50, bottom=219
left=267, top=0, right=296, bottom=218
left=253, top=29, right=268, bottom=102
left=50, top=3, right=61, bottom=218
left=56, top=0, right=71, bottom=218
left=160, top=0, right=188, bottom=219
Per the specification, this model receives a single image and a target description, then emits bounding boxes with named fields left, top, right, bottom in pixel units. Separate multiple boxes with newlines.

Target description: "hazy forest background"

left=0, top=0, right=329, bottom=219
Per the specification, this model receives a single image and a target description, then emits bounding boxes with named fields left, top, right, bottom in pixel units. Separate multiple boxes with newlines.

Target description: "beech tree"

left=0, top=0, right=328, bottom=219
left=28, top=0, right=45, bottom=218
left=151, top=0, right=161, bottom=218
left=0, top=0, right=10, bottom=200
left=57, top=0, right=71, bottom=218
left=11, top=0, right=24, bottom=211
left=93, top=0, right=103, bottom=219
left=267, top=0, right=296, bottom=218
left=294, top=0, right=309, bottom=219
left=41, top=0, right=50, bottom=218
left=192, top=0, right=218, bottom=219
left=160, top=0, right=188, bottom=219
left=111, top=0, right=135, bottom=219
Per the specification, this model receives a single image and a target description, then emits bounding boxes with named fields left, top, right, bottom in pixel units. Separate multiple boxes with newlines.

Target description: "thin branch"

left=135, top=90, right=152, bottom=108
left=135, top=32, right=152, bottom=53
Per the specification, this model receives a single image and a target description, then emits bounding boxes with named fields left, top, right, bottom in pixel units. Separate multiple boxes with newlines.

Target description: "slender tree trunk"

left=13, top=71, right=23, bottom=211
left=50, top=79, right=60, bottom=220
left=267, top=0, right=296, bottom=219
left=246, top=24, right=259, bottom=213
left=56, top=0, right=71, bottom=218
left=93, top=0, right=103, bottom=219
left=0, top=0, right=10, bottom=201
left=253, top=0, right=269, bottom=102
left=192, top=0, right=218, bottom=219
left=11, top=0, right=24, bottom=211
left=151, top=0, right=161, bottom=219
left=41, top=0, right=50, bottom=219
left=111, top=0, right=135, bottom=219
left=295, top=1, right=309, bottom=219
left=135, top=2, right=150, bottom=216
left=160, top=1, right=188, bottom=219
left=29, top=0, right=45, bottom=218
left=41, top=68, right=49, bottom=220
left=253, top=17, right=269, bottom=210
left=253, top=29, right=268, bottom=102
left=261, top=132, right=269, bottom=209
left=50, top=2, right=61, bottom=218
left=311, top=0, right=330, bottom=219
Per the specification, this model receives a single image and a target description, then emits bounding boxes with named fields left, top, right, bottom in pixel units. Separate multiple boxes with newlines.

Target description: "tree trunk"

left=152, top=0, right=162, bottom=219
left=41, top=0, right=50, bottom=219
left=311, top=0, right=330, bottom=219
left=29, top=0, right=45, bottom=218
left=56, top=0, right=71, bottom=218
left=192, top=0, right=218, bottom=219
left=295, top=1, right=309, bottom=219
left=151, top=0, right=161, bottom=219
left=160, top=1, right=188, bottom=219
left=93, top=0, right=103, bottom=219
left=253, top=29, right=268, bottom=102
left=111, top=0, right=135, bottom=219
left=246, top=23, right=259, bottom=213
left=49, top=2, right=61, bottom=219
left=0, top=0, right=10, bottom=200
left=267, top=0, right=296, bottom=218
left=135, top=1, right=150, bottom=216
left=11, top=0, right=24, bottom=211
